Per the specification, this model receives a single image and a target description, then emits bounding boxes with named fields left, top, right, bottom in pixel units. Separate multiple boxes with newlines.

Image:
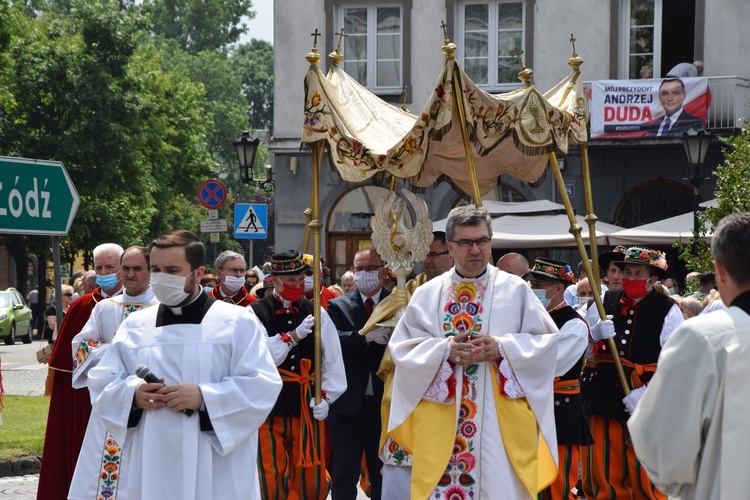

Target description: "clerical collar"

left=167, top=291, right=203, bottom=316
left=101, top=287, right=124, bottom=299
left=122, top=287, right=155, bottom=304
left=454, top=266, right=488, bottom=281
left=156, top=291, right=214, bottom=327
left=730, top=290, right=750, bottom=316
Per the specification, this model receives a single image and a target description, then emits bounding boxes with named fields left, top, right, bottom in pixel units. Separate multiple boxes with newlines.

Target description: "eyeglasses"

left=450, top=237, right=491, bottom=249
left=352, top=265, right=384, bottom=273
left=222, top=267, right=246, bottom=276
left=426, top=251, right=449, bottom=258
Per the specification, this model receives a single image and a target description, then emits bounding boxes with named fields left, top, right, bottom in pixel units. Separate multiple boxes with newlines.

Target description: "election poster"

left=590, top=77, right=709, bottom=138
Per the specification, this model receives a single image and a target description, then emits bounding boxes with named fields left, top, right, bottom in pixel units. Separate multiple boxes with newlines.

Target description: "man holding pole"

left=581, top=247, right=682, bottom=499
left=251, top=250, right=346, bottom=500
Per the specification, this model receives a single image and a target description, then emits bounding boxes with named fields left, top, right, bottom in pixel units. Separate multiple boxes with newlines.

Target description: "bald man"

left=496, top=252, right=530, bottom=277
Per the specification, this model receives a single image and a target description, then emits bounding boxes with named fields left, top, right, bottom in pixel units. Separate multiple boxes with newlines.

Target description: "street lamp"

left=234, top=130, right=273, bottom=191
left=681, top=127, right=712, bottom=239
left=682, top=127, right=711, bottom=193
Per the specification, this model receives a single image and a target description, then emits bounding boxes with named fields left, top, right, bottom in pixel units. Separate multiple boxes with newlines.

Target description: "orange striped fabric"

left=258, top=416, right=331, bottom=500
left=581, top=415, right=666, bottom=500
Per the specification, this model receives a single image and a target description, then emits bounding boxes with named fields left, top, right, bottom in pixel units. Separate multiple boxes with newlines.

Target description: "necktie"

left=658, top=117, right=671, bottom=136
left=365, top=297, right=374, bottom=318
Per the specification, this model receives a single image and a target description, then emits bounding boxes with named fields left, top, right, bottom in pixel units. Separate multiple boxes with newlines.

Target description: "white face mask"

left=150, top=271, right=195, bottom=307
left=353, top=270, right=381, bottom=294
left=304, top=275, right=314, bottom=294
left=223, top=275, right=245, bottom=293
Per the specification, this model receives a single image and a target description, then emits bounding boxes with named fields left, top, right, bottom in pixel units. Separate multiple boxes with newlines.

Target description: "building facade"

left=271, top=0, right=750, bottom=281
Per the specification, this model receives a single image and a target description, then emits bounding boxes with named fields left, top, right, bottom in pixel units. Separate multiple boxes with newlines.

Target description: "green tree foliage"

left=145, top=0, right=254, bottom=54
left=676, top=123, right=750, bottom=281
left=233, top=39, right=273, bottom=129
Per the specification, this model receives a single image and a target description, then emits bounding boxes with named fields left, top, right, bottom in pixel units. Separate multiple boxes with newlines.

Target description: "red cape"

left=208, top=284, right=258, bottom=306
left=38, top=289, right=104, bottom=499
left=305, top=286, right=339, bottom=309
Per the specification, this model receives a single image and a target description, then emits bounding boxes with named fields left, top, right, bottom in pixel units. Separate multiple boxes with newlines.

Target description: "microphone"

left=135, top=364, right=194, bottom=416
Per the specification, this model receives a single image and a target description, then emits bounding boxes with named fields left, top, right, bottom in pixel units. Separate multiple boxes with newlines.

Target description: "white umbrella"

left=489, top=214, right=620, bottom=249
left=432, top=199, right=566, bottom=232
left=607, top=211, right=714, bottom=246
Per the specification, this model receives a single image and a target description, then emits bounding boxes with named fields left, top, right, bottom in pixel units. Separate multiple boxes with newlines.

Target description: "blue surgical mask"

left=96, top=272, right=119, bottom=291
left=533, top=288, right=551, bottom=308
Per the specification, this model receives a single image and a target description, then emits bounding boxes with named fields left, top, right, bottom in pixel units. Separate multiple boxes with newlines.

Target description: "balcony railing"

left=584, top=76, right=750, bottom=133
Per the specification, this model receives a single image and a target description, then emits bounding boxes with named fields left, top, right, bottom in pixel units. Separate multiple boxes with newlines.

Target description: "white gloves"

left=365, top=326, right=392, bottom=345
left=309, top=397, right=329, bottom=420
left=295, top=315, right=315, bottom=340
left=622, top=385, right=647, bottom=414
left=591, top=316, right=616, bottom=341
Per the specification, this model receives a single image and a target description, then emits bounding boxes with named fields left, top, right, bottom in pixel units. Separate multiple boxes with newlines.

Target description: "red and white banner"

left=590, top=77, right=709, bottom=138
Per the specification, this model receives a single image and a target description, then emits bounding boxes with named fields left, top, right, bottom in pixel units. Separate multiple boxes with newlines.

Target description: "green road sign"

left=0, top=156, right=80, bottom=236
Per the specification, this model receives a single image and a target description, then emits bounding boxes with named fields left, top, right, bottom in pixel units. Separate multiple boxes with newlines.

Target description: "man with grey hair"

left=207, top=250, right=257, bottom=306
left=39, top=242, right=125, bottom=497
left=388, top=206, right=559, bottom=498
left=80, top=270, right=98, bottom=296
left=630, top=212, right=750, bottom=499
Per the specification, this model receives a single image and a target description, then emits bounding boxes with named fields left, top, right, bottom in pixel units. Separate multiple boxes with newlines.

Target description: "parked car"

left=0, top=288, right=33, bottom=344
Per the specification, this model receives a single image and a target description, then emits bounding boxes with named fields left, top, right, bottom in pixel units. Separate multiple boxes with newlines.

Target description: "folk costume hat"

left=598, top=245, right=628, bottom=272
left=614, top=247, right=668, bottom=279
left=270, top=250, right=309, bottom=275
left=523, top=258, right=576, bottom=285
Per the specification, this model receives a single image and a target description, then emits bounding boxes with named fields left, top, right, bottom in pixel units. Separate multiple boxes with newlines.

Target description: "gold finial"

left=329, top=27, right=348, bottom=65
left=510, top=46, right=533, bottom=85
left=568, top=32, right=583, bottom=71
left=440, top=20, right=457, bottom=59
left=306, top=28, right=322, bottom=66
left=401, top=86, right=409, bottom=111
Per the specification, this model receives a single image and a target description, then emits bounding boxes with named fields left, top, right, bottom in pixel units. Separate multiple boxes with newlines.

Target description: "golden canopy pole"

left=306, top=33, right=324, bottom=404
left=548, top=153, right=630, bottom=395
left=566, top=34, right=601, bottom=286
left=440, top=22, right=483, bottom=209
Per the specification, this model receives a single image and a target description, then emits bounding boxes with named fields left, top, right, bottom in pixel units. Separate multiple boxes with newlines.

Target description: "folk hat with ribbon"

left=598, top=245, right=628, bottom=272
left=522, top=258, right=576, bottom=285
left=614, top=247, right=668, bottom=278
left=270, top=250, right=309, bottom=275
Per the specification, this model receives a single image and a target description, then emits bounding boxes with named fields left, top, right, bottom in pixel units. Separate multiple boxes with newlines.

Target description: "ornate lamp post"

left=234, top=130, right=273, bottom=191
left=681, top=127, right=712, bottom=238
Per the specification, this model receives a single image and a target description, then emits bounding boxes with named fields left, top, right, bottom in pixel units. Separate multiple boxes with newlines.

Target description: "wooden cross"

left=334, top=28, right=348, bottom=50
left=510, top=46, right=524, bottom=68
left=311, top=28, right=321, bottom=47
left=569, top=33, right=577, bottom=54
left=440, top=20, right=448, bottom=39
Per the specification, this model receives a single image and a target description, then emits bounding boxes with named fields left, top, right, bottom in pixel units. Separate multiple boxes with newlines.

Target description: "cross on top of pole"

left=311, top=28, right=321, bottom=48
left=510, top=46, right=525, bottom=70
left=334, top=28, right=348, bottom=51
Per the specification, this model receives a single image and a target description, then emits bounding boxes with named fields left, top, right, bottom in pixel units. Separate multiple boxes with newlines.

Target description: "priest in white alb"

left=87, top=230, right=282, bottom=499
left=69, top=245, right=159, bottom=499
left=388, top=206, right=559, bottom=499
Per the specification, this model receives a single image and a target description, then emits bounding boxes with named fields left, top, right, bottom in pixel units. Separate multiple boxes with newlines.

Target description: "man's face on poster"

left=659, top=80, right=686, bottom=117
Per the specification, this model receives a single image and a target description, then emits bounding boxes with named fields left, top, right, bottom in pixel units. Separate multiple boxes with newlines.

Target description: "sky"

left=243, top=1, right=274, bottom=45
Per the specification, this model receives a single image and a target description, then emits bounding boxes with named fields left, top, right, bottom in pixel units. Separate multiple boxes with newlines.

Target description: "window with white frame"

left=620, top=0, right=662, bottom=78
left=458, top=1, right=525, bottom=90
left=338, top=4, right=402, bottom=93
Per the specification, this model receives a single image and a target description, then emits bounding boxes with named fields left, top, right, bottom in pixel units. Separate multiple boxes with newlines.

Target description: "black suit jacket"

left=645, top=110, right=705, bottom=136
left=327, top=288, right=390, bottom=416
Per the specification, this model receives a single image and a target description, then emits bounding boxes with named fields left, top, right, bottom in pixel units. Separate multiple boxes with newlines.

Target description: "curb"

left=0, top=456, right=41, bottom=478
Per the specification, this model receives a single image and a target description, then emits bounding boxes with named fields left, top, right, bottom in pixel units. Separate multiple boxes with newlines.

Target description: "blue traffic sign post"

left=0, top=156, right=81, bottom=333
left=235, top=203, right=268, bottom=239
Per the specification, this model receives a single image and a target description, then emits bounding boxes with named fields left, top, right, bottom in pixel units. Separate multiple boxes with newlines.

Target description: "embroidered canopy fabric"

left=301, top=59, right=588, bottom=196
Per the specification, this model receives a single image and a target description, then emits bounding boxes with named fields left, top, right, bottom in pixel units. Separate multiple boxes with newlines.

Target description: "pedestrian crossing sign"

left=234, top=203, right=267, bottom=239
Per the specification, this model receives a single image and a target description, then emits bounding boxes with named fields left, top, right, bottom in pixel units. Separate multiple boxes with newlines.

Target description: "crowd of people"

left=32, top=208, right=750, bottom=499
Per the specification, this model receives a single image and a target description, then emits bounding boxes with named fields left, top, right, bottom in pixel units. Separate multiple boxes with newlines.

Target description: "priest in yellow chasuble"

left=388, top=206, right=559, bottom=499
